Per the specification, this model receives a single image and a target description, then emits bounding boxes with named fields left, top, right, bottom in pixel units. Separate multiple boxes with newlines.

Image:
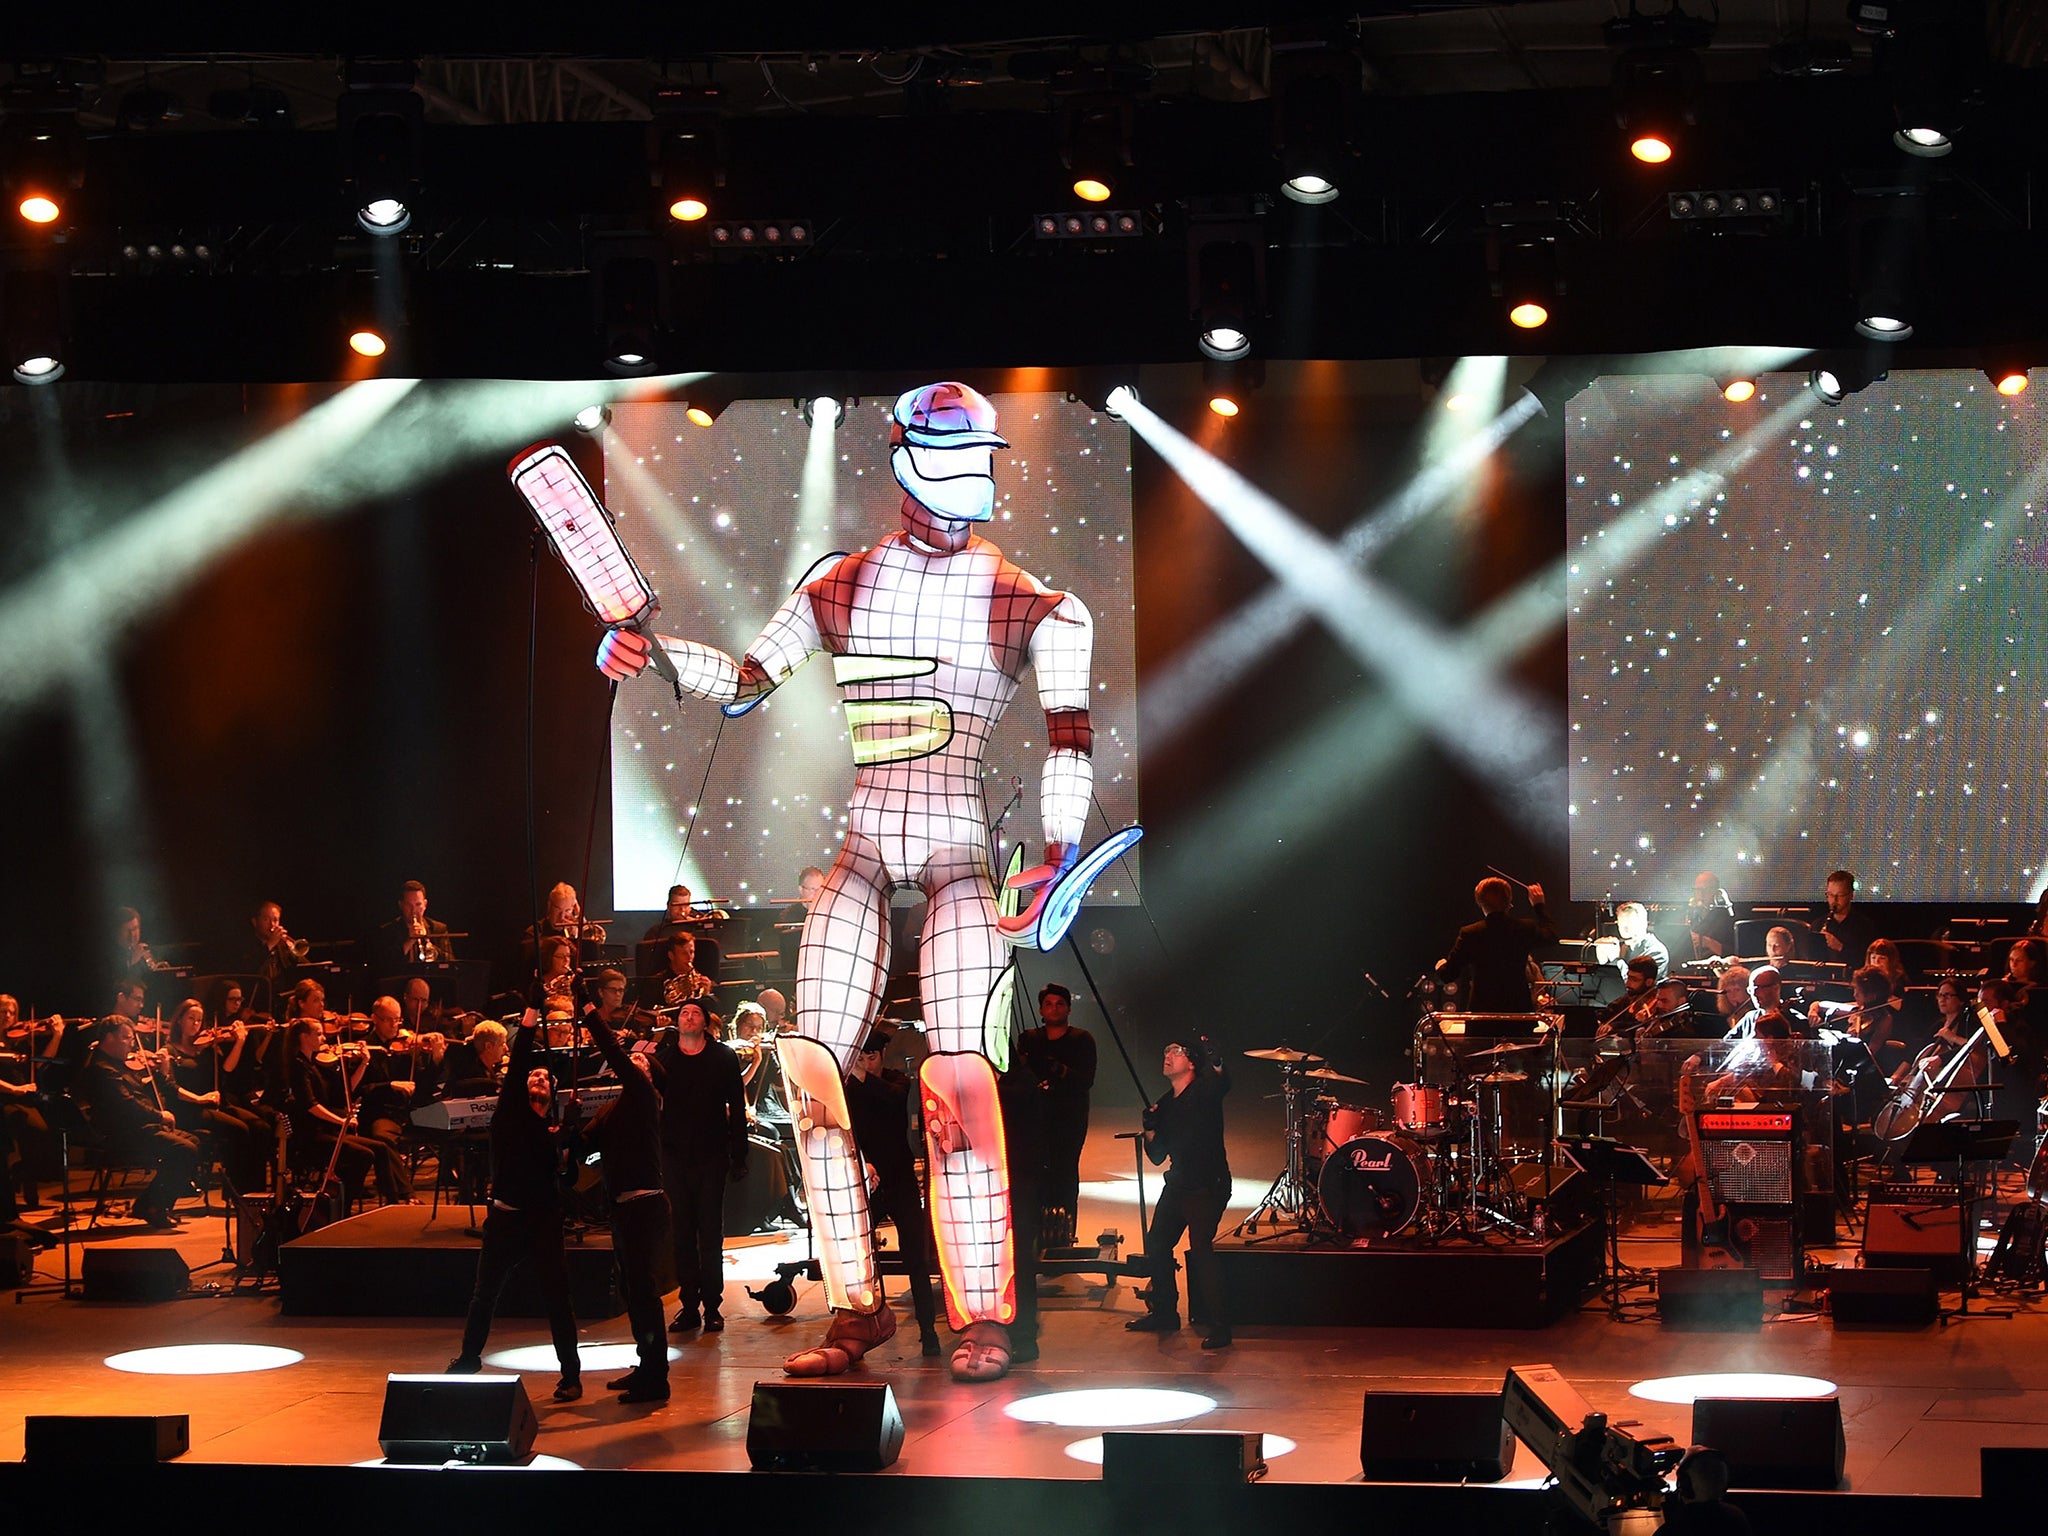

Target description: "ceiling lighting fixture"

left=1191, top=226, right=1261, bottom=362
left=1058, top=96, right=1132, bottom=206
left=1271, top=39, right=1354, bottom=205
left=339, top=65, right=424, bottom=238
left=1494, top=234, right=1561, bottom=331
left=348, top=328, right=388, bottom=358
left=11, top=354, right=63, bottom=384
left=1606, top=6, right=1712, bottom=168
left=572, top=404, right=611, bottom=435
left=798, top=395, right=846, bottom=429
left=357, top=197, right=411, bottom=235
left=1721, top=378, right=1757, bottom=403
left=1851, top=194, right=1925, bottom=344
left=1208, top=395, right=1240, bottom=419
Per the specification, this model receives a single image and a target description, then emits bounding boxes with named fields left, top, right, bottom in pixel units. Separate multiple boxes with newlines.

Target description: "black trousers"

left=461, top=1205, right=580, bottom=1376
left=1142, top=1178, right=1229, bottom=1327
left=175, top=1103, right=269, bottom=1197
left=662, top=1147, right=729, bottom=1313
left=1009, top=1166, right=1041, bottom=1349
left=610, top=1193, right=673, bottom=1380
left=363, top=1116, right=418, bottom=1200
left=114, top=1124, right=201, bottom=1216
left=302, top=1130, right=409, bottom=1205
left=872, top=1169, right=938, bottom=1335
left=1043, top=1098, right=1090, bottom=1230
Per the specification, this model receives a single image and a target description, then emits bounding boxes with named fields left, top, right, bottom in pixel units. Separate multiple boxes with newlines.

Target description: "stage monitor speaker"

left=1101, top=1430, right=1267, bottom=1486
left=746, top=1380, right=903, bottom=1472
left=378, top=1375, right=537, bottom=1465
left=1828, top=1266, right=1937, bottom=1327
left=1983, top=1447, right=2048, bottom=1508
left=1657, top=1266, right=1762, bottom=1329
left=1691, top=1396, right=1845, bottom=1490
left=1863, top=1185, right=1967, bottom=1283
left=25, top=1414, right=188, bottom=1465
left=81, top=1246, right=189, bottom=1303
left=1359, top=1389, right=1515, bottom=1483
left=1509, top=1165, right=1591, bottom=1228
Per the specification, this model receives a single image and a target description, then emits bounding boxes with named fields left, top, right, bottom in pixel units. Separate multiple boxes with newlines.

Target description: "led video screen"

left=1566, top=368, right=2046, bottom=903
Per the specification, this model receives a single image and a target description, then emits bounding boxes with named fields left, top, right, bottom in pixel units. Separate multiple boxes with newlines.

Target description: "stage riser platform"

left=278, top=1207, right=623, bottom=1319
left=1216, top=1220, right=1602, bottom=1328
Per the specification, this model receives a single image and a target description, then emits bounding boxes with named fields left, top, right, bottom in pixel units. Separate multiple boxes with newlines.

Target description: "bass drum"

left=1318, top=1133, right=1430, bottom=1239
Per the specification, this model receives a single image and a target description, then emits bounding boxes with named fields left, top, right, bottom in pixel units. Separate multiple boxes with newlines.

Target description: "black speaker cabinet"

left=1658, top=1266, right=1762, bottom=1329
left=1983, top=1447, right=2048, bottom=1508
left=1101, top=1430, right=1267, bottom=1486
left=1828, top=1265, right=1937, bottom=1327
left=1359, top=1390, right=1516, bottom=1483
left=25, top=1414, right=189, bottom=1465
left=378, top=1374, right=538, bottom=1465
left=1691, top=1396, right=1846, bottom=1490
left=81, top=1245, right=189, bottom=1302
left=746, top=1379, right=904, bottom=1472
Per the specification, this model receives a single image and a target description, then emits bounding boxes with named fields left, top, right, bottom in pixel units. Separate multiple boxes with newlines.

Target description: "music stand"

left=1898, top=1117, right=2019, bottom=1323
left=1557, top=1134, right=1668, bottom=1317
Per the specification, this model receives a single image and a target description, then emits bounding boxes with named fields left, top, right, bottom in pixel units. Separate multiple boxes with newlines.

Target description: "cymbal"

left=1466, top=1039, right=1544, bottom=1058
left=1243, top=1047, right=1324, bottom=1064
left=1472, top=1070, right=1529, bottom=1085
left=1304, top=1067, right=1368, bottom=1087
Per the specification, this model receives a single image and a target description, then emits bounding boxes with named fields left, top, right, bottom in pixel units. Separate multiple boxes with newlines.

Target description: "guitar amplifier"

left=1698, top=1110, right=1797, bottom=1205
left=1863, top=1181, right=1968, bottom=1283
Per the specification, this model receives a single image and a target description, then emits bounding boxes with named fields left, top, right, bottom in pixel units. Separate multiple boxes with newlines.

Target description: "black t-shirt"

left=1442, top=907, right=1558, bottom=1012
left=583, top=1026, right=662, bottom=1198
left=489, top=1025, right=567, bottom=1212
left=1019, top=1025, right=1097, bottom=1108
left=652, top=1035, right=748, bottom=1166
left=845, top=1068, right=918, bottom=1184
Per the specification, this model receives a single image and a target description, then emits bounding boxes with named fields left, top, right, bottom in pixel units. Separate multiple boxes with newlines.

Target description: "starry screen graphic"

left=601, top=393, right=1140, bottom=913
left=1565, top=368, right=2047, bottom=904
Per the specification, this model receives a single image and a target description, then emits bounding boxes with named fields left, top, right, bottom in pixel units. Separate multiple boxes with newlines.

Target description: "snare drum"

left=1318, top=1133, right=1430, bottom=1238
left=1308, top=1098, right=1380, bottom=1161
left=1390, top=1081, right=1446, bottom=1136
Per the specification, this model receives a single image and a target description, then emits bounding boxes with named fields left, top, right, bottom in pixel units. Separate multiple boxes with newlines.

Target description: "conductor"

left=1437, top=877, right=1555, bottom=1012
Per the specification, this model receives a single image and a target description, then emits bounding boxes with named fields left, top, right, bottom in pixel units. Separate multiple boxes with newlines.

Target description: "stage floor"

left=7, top=1114, right=2048, bottom=1497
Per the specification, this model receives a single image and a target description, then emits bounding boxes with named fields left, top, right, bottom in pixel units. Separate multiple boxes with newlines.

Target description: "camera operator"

left=1127, top=1034, right=1233, bottom=1351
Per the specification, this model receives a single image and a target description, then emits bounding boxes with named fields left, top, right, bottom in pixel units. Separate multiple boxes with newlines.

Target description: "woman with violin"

left=0, top=993, right=64, bottom=1231
left=283, top=1015, right=410, bottom=1206
left=163, top=998, right=272, bottom=1195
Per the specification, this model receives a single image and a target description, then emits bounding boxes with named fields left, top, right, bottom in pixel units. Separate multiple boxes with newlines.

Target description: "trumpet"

left=277, top=927, right=311, bottom=961
left=576, top=919, right=609, bottom=942
left=408, top=918, right=439, bottom=965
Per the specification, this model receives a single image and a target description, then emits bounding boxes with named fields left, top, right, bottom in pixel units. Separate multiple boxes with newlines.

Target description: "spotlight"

left=349, top=329, right=388, bottom=358
left=1805, top=357, right=1885, bottom=405
left=1208, top=395, right=1240, bottom=419
left=1191, top=229, right=1261, bottom=362
left=573, top=404, right=612, bottom=435
left=1874, top=5, right=1985, bottom=159
left=798, top=396, right=846, bottom=428
left=338, top=70, right=424, bottom=239
left=595, top=238, right=666, bottom=377
left=1985, top=363, right=2030, bottom=397
left=2, top=108, right=85, bottom=231
left=1059, top=98, right=1132, bottom=206
left=686, top=405, right=715, bottom=427
left=1894, top=126, right=1953, bottom=158
left=1272, top=43, right=1353, bottom=205
left=18, top=194, right=59, bottom=225
left=3, top=262, right=70, bottom=383
left=1102, top=384, right=1139, bottom=420
left=1493, top=235, right=1561, bottom=332
left=651, top=94, right=726, bottom=227
left=1606, top=8, right=1709, bottom=167
left=357, top=197, right=411, bottom=235
left=12, top=355, right=63, bottom=385
left=1851, top=197, right=1924, bottom=343
left=1721, top=378, right=1757, bottom=403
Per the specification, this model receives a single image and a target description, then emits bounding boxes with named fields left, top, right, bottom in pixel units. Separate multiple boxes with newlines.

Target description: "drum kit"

left=1236, top=1031, right=1555, bottom=1245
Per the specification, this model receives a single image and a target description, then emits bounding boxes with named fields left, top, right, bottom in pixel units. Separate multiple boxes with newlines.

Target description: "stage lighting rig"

left=651, top=88, right=726, bottom=224
left=572, top=404, right=612, bottom=435
left=1866, top=2, right=1987, bottom=159
left=1850, top=195, right=1925, bottom=342
left=1805, top=354, right=1887, bottom=405
left=681, top=381, right=733, bottom=429
left=1190, top=217, right=1263, bottom=362
left=797, top=395, right=849, bottom=429
left=1667, top=188, right=1783, bottom=223
left=707, top=220, right=813, bottom=250
left=1984, top=360, right=2030, bottom=397
left=1492, top=236, right=1562, bottom=331
left=1057, top=95, right=1133, bottom=204
left=2, top=103, right=85, bottom=230
left=1502, top=1364, right=1682, bottom=1531
left=594, top=235, right=667, bottom=378
left=1203, top=355, right=1262, bottom=419
left=1604, top=4, right=1712, bottom=166
left=1034, top=209, right=1147, bottom=241
left=1271, top=35, right=1357, bottom=206
left=338, top=64, right=423, bottom=236
left=3, top=260, right=68, bottom=384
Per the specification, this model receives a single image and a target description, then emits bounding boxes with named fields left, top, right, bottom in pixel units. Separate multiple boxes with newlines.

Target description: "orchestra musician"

left=1808, top=965, right=1900, bottom=1057
left=1687, top=872, right=1736, bottom=960
left=2030, top=890, right=2048, bottom=939
left=522, top=882, right=591, bottom=973
left=2003, top=938, right=2048, bottom=1045
left=1817, top=869, right=1876, bottom=962
left=442, top=1020, right=509, bottom=1098
left=657, top=932, right=715, bottom=1008
left=282, top=1016, right=411, bottom=1206
left=370, top=880, right=455, bottom=976
left=1594, top=956, right=1661, bottom=1039
left=780, top=865, right=826, bottom=925
left=1437, top=877, right=1555, bottom=1012
left=113, top=905, right=175, bottom=990
left=641, top=883, right=727, bottom=946
left=354, top=995, right=439, bottom=1199
left=1762, top=926, right=1799, bottom=969
left=0, top=993, right=62, bottom=1228
left=534, top=936, right=581, bottom=1023
left=81, top=1017, right=202, bottom=1228
left=162, top=998, right=271, bottom=1194
left=234, top=900, right=304, bottom=997
left=584, top=969, right=649, bottom=1038
left=1712, top=965, right=1752, bottom=1031
left=447, top=1017, right=583, bottom=1402
left=1726, top=965, right=1798, bottom=1040
left=1594, top=901, right=1670, bottom=981
left=1888, top=980, right=1985, bottom=1123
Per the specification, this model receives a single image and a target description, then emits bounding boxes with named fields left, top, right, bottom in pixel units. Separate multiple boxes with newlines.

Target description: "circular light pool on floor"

left=1629, top=1373, right=1837, bottom=1405
left=104, top=1345, right=304, bottom=1376
left=1005, top=1388, right=1218, bottom=1428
